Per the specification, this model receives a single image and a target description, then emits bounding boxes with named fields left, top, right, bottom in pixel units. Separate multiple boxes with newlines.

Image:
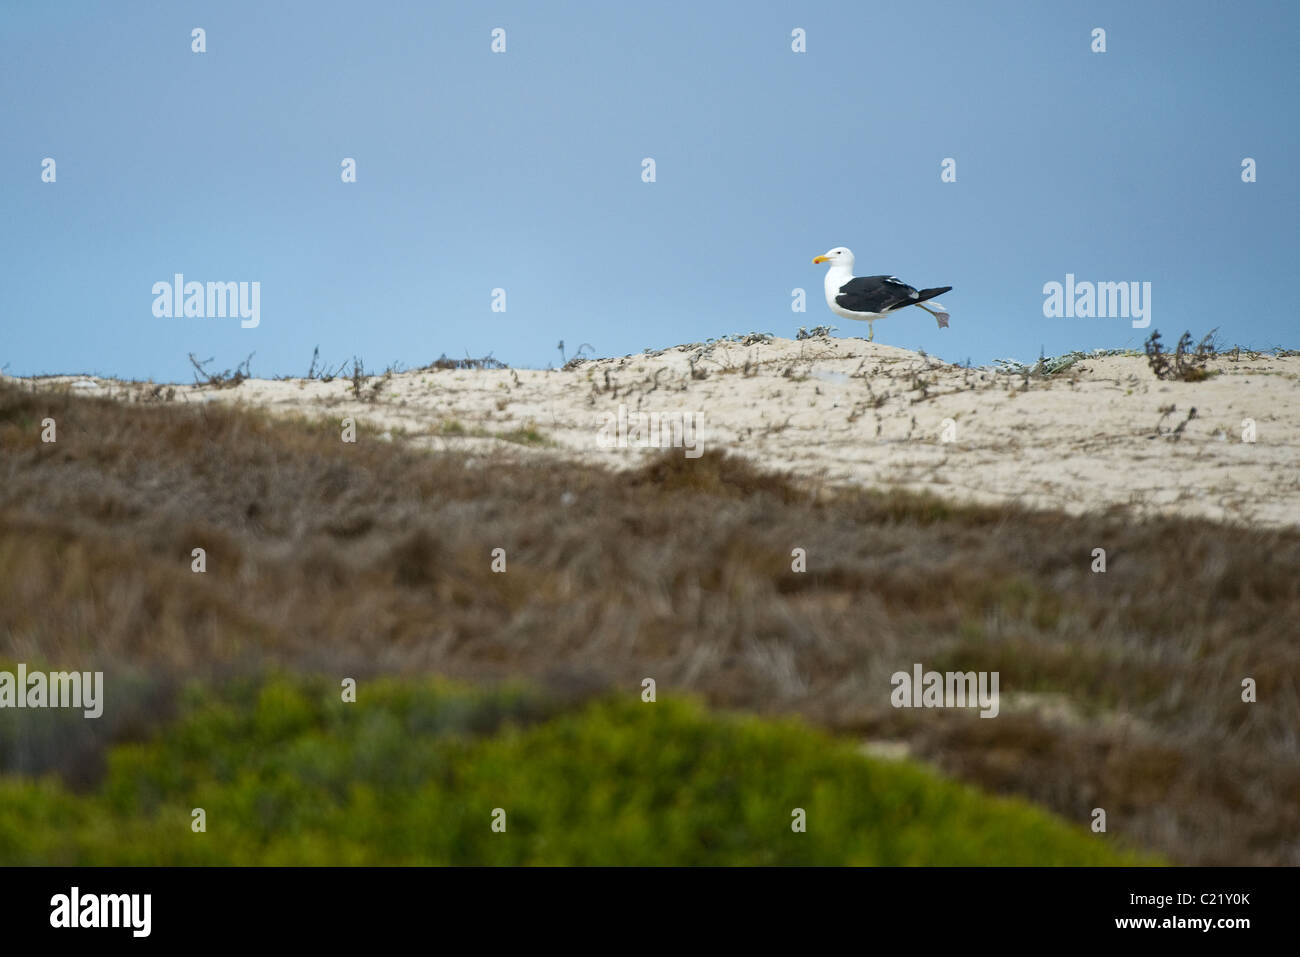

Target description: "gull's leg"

left=867, top=320, right=875, bottom=342
left=916, top=303, right=950, bottom=329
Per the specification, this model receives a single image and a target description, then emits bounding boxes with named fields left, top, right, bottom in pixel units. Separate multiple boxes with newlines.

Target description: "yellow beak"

left=812, top=255, right=830, bottom=264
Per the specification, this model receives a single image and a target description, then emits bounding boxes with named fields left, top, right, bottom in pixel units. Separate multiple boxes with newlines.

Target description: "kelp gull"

left=813, top=247, right=951, bottom=342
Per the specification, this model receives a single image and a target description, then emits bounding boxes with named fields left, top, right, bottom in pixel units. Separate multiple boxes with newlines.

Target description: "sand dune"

left=18, top=335, right=1300, bottom=527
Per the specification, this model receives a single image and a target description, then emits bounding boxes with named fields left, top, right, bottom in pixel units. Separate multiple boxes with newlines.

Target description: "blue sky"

left=2, top=0, right=1296, bottom=380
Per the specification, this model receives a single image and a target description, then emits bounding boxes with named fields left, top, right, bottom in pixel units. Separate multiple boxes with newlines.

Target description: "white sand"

left=15, top=336, right=1300, bottom=527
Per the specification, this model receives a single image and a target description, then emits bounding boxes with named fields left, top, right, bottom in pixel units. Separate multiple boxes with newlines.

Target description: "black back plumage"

left=835, top=276, right=952, bottom=314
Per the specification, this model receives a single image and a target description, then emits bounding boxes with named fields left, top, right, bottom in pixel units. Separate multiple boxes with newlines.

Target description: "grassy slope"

left=1, top=380, right=1297, bottom=863
left=0, top=678, right=1143, bottom=865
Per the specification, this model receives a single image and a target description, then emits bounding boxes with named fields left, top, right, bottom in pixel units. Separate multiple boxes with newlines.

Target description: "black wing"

left=834, top=275, right=920, bottom=314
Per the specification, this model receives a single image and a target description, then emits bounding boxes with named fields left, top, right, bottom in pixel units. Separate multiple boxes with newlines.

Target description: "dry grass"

left=1144, top=329, right=1218, bottom=382
left=1, top=379, right=1297, bottom=864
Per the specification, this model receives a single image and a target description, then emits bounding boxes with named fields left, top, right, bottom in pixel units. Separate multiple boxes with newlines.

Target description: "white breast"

left=823, top=266, right=853, bottom=302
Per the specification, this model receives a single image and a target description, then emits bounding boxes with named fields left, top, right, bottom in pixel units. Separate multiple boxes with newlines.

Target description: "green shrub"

left=0, top=678, right=1149, bottom=865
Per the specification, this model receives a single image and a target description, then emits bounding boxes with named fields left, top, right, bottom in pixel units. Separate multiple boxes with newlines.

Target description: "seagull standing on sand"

left=813, top=247, right=951, bottom=342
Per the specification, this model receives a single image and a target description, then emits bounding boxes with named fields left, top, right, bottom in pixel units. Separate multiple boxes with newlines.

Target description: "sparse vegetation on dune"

left=1144, top=329, right=1219, bottom=382
left=188, top=352, right=255, bottom=390
left=0, top=380, right=1298, bottom=864
left=993, top=347, right=1139, bottom=378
